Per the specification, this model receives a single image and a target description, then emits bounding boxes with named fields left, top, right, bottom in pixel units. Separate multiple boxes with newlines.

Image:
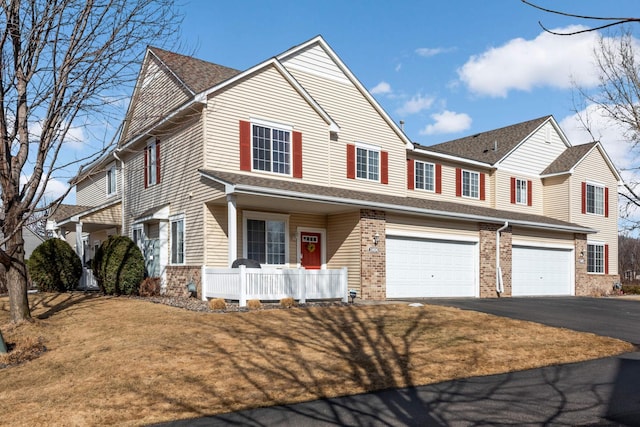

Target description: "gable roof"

left=199, top=169, right=593, bottom=234
left=148, top=47, right=241, bottom=95
left=542, top=142, right=597, bottom=176
left=418, top=116, right=551, bottom=165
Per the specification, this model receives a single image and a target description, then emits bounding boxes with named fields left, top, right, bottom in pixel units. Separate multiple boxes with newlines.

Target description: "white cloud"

left=370, top=81, right=392, bottom=95
left=396, top=93, right=435, bottom=115
left=30, top=120, right=86, bottom=150
left=20, top=174, right=71, bottom=202
left=420, top=110, right=472, bottom=135
left=415, top=47, right=454, bottom=57
left=458, top=25, right=604, bottom=97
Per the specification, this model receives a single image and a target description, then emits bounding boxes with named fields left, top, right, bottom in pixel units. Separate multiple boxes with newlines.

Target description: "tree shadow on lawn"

left=145, top=304, right=639, bottom=427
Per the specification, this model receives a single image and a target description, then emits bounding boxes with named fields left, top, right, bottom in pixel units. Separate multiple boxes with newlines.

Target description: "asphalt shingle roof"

left=149, top=47, right=241, bottom=94
left=417, top=116, right=550, bottom=164
left=542, top=142, right=597, bottom=175
left=200, top=169, right=592, bottom=232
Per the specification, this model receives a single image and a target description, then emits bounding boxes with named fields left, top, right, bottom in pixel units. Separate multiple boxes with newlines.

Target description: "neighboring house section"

left=55, top=36, right=621, bottom=300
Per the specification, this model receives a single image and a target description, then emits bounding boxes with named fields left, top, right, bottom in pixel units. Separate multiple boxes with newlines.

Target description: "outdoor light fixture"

left=580, top=250, right=585, bottom=258
left=373, top=233, right=380, bottom=245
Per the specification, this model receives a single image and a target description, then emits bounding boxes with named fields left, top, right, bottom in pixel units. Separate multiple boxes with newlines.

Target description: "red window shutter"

left=527, top=180, right=533, bottom=206
left=346, top=144, right=355, bottom=179
left=293, top=131, right=303, bottom=178
left=605, top=244, right=609, bottom=274
left=455, top=168, right=462, bottom=197
left=435, top=164, right=442, bottom=194
left=581, top=182, right=586, bottom=214
left=510, top=177, right=516, bottom=204
left=381, top=151, right=388, bottom=184
left=407, top=159, right=414, bottom=190
left=604, top=187, right=609, bottom=217
left=155, top=139, right=161, bottom=184
left=144, top=146, right=148, bottom=189
left=479, top=173, right=486, bottom=200
left=239, top=120, right=251, bottom=171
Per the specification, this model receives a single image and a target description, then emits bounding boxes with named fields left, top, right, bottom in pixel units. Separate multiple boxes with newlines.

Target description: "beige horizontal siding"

left=511, top=227, right=575, bottom=247
left=569, top=148, right=619, bottom=274
left=500, top=122, right=568, bottom=175
left=327, top=211, right=361, bottom=295
left=493, top=170, right=544, bottom=215
left=124, top=57, right=191, bottom=142
left=76, top=163, right=117, bottom=207
left=543, top=174, right=570, bottom=221
left=386, top=212, right=479, bottom=239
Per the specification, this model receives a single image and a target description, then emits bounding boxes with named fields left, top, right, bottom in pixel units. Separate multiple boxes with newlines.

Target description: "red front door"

left=301, top=232, right=321, bottom=269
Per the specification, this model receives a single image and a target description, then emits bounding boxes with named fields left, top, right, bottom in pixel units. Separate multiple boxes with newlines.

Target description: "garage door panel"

left=387, top=236, right=477, bottom=298
left=512, top=246, right=573, bottom=296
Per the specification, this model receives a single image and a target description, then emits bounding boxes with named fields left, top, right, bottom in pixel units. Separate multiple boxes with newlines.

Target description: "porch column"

left=227, top=194, right=237, bottom=266
left=75, top=221, right=84, bottom=263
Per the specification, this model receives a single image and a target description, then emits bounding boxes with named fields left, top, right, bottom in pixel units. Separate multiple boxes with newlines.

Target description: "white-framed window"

left=515, top=178, right=528, bottom=205
left=356, top=143, right=380, bottom=181
left=587, top=242, right=604, bottom=274
left=252, top=120, right=291, bottom=175
left=170, top=215, right=185, bottom=264
left=415, top=161, right=435, bottom=191
left=243, top=211, right=288, bottom=265
left=586, top=183, right=604, bottom=216
left=146, top=138, right=159, bottom=187
left=462, top=170, right=479, bottom=199
left=106, top=163, right=117, bottom=196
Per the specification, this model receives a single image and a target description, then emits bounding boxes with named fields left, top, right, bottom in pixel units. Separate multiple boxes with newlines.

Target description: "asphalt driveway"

left=425, top=296, right=640, bottom=345
left=157, top=297, right=640, bottom=426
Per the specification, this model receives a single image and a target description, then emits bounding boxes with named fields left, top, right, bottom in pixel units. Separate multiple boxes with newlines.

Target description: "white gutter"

left=113, top=149, right=125, bottom=235
left=496, top=221, right=509, bottom=295
left=412, top=146, right=493, bottom=169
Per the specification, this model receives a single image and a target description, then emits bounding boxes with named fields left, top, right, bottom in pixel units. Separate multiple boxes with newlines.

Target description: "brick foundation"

left=574, top=234, right=620, bottom=296
left=164, top=265, right=202, bottom=298
left=360, top=209, right=386, bottom=300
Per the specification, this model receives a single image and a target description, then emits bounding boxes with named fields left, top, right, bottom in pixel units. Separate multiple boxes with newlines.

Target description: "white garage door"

left=386, top=236, right=477, bottom=298
left=512, top=245, right=573, bottom=296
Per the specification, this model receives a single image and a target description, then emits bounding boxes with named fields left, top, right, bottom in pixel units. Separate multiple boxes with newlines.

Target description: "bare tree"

left=0, top=0, right=180, bottom=323
left=522, top=1, right=640, bottom=35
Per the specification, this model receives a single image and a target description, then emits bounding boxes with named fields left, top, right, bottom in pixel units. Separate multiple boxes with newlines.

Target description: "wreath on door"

left=307, top=243, right=316, bottom=253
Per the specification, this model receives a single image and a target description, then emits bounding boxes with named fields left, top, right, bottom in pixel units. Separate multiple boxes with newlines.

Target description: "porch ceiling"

left=208, top=192, right=357, bottom=215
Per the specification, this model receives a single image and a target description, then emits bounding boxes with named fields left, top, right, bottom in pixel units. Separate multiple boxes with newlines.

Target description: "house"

left=48, top=35, right=621, bottom=300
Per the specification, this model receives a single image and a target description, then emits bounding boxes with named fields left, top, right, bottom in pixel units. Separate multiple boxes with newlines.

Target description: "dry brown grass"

left=0, top=293, right=634, bottom=426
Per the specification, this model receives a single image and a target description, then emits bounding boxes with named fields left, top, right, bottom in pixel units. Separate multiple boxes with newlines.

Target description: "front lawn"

left=0, top=293, right=633, bottom=426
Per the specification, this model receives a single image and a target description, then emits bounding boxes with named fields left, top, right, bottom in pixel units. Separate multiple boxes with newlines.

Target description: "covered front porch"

left=47, top=201, right=122, bottom=290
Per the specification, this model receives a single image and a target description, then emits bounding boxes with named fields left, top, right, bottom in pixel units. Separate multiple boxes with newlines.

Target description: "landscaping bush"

left=27, top=239, right=82, bottom=292
left=247, top=299, right=262, bottom=310
left=622, top=284, right=640, bottom=295
left=208, top=298, right=226, bottom=310
left=279, top=297, right=295, bottom=308
left=93, top=235, right=144, bottom=295
left=139, top=277, right=161, bottom=297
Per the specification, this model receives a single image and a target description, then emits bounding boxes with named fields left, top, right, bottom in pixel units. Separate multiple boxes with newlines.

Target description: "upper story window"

left=253, top=123, right=291, bottom=175
left=346, top=143, right=388, bottom=184
left=239, top=120, right=303, bottom=178
left=585, top=182, right=605, bottom=216
left=462, top=170, right=479, bottom=198
left=515, top=178, right=527, bottom=205
left=356, top=144, right=380, bottom=181
left=145, top=138, right=160, bottom=187
left=456, top=168, right=485, bottom=200
left=106, top=163, right=117, bottom=196
left=244, top=211, right=288, bottom=265
left=415, top=161, right=435, bottom=191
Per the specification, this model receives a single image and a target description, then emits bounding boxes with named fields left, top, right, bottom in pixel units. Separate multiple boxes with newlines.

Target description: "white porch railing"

left=201, top=266, right=348, bottom=306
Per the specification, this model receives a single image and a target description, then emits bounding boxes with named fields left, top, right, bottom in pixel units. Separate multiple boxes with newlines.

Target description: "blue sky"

left=55, top=1, right=640, bottom=203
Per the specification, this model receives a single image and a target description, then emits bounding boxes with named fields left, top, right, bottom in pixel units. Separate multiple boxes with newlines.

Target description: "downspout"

left=496, top=221, right=509, bottom=295
left=113, top=149, right=125, bottom=235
